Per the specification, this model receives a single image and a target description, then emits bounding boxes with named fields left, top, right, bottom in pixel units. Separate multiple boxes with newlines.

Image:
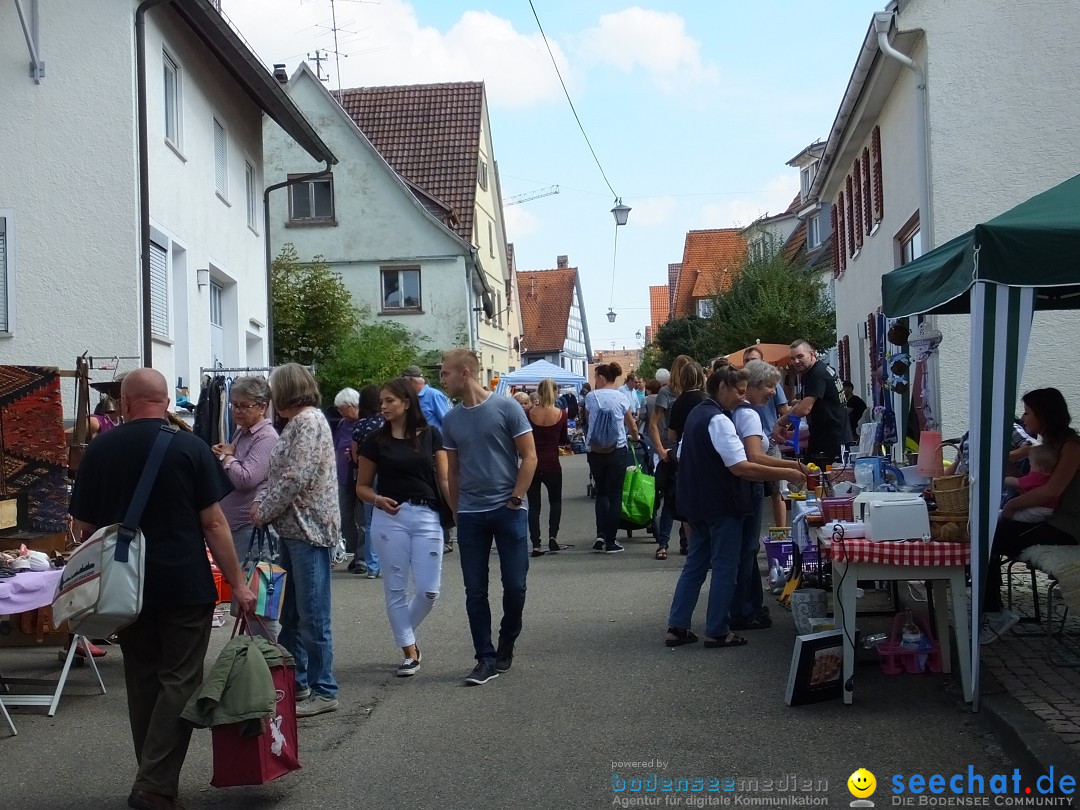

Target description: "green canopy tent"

left=882, top=172, right=1080, bottom=709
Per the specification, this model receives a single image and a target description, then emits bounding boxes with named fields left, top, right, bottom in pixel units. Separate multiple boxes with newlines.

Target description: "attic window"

left=477, top=158, right=488, bottom=190
left=288, top=174, right=334, bottom=223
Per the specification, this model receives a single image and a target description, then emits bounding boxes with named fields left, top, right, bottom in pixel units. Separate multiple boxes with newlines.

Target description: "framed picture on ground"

left=784, top=629, right=844, bottom=706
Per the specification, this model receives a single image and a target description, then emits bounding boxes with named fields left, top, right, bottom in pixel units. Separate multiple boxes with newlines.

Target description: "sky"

left=222, top=0, right=885, bottom=351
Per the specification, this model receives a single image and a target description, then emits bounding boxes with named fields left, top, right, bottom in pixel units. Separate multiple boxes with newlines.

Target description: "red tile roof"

left=672, top=229, right=746, bottom=317
left=336, top=82, right=484, bottom=243
left=783, top=220, right=807, bottom=264
left=667, top=263, right=681, bottom=313
left=649, top=285, right=669, bottom=335
left=519, top=268, right=578, bottom=354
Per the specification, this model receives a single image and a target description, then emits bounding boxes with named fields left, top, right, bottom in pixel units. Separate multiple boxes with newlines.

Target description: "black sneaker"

left=605, top=542, right=625, bottom=554
left=495, top=644, right=514, bottom=672
left=396, top=657, right=420, bottom=677
left=592, top=538, right=605, bottom=551
left=464, top=659, right=499, bottom=686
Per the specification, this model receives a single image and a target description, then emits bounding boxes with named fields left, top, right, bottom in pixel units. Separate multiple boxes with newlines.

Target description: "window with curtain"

left=381, top=267, right=421, bottom=310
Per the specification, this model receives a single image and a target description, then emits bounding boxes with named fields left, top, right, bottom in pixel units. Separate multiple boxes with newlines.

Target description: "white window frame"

left=163, top=50, right=183, bottom=154
left=477, top=158, right=488, bottom=190
left=807, top=214, right=821, bottom=249
left=0, top=211, right=14, bottom=335
left=897, top=215, right=922, bottom=266
left=696, top=298, right=714, bottom=319
left=288, top=175, right=335, bottom=223
left=149, top=239, right=170, bottom=339
left=213, top=118, right=229, bottom=202
left=245, top=161, right=258, bottom=233
left=488, top=221, right=495, bottom=258
left=380, top=267, right=422, bottom=312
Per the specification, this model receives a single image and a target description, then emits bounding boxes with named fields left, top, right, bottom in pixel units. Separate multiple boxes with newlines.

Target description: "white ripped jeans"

left=370, top=501, right=445, bottom=648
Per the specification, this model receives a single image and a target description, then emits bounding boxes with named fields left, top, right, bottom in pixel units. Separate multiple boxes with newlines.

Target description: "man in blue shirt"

left=403, top=365, right=452, bottom=430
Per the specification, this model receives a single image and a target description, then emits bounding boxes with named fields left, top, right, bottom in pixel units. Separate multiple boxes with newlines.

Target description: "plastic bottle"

left=768, top=559, right=786, bottom=593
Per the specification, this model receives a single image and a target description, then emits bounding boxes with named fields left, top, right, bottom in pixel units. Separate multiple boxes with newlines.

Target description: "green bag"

left=621, top=445, right=656, bottom=527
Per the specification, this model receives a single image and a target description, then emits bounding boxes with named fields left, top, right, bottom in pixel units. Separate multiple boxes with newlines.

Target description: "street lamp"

left=611, top=198, right=631, bottom=226
left=635, top=330, right=642, bottom=341
left=607, top=308, right=617, bottom=323
left=607, top=198, right=630, bottom=325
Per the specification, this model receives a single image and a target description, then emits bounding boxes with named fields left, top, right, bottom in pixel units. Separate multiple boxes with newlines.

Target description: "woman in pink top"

left=528, top=379, right=570, bottom=557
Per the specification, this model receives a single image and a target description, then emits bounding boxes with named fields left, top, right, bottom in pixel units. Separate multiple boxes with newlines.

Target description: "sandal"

left=655, top=548, right=668, bottom=560
left=531, top=546, right=546, bottom=558
left=703, top=633, right=748, bottom=648
left=664, top=627, right=699, bottom=647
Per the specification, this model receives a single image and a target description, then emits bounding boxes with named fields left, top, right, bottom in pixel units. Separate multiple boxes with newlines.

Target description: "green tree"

left=651, top=315, right=724, bottom=368
left=636, top=344, right=663, bottom=381
left=708, top=253, right=835, bottom=354
left=271, top=244, right=358, bottom=365
left=315, top=315, right=428, bottom=401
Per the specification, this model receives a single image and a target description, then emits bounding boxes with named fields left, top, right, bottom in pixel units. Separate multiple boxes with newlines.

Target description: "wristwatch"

left=508, top=496, right=523, bottom=507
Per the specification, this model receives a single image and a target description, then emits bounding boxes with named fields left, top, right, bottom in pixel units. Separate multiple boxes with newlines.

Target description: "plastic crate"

left=763, top=538, right=820, bottom=573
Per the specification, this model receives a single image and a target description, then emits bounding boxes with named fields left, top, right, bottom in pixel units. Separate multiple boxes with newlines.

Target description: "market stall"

left=881, top=172, right=1080, bottom=709
left=493, top=359, right=587, bottom=395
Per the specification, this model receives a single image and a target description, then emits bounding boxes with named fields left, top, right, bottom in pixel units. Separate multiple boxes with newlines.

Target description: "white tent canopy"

left=494, top=360, right=586, bottom=394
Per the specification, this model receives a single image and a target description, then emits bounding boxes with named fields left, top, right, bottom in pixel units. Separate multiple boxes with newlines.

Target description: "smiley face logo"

left=848, top=768, right=877, bottom=798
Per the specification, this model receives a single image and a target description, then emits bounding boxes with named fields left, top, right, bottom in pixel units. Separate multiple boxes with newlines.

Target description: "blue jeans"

left=278, top=537, right=338, bottom=698
left=588, top=447, right=630, bottom=545
left=456, top=506, right=529, bottom=662
left=732, top=485, right=765, bottom=623
left=667, top=515, right=743, bottom=638
left=361, top=501, right=381, bottom=575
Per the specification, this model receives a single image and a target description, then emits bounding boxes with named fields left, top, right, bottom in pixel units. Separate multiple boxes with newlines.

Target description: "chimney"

left=556, top=255, right=568, bottom=269
left=273, top=64, right=288, bottom=84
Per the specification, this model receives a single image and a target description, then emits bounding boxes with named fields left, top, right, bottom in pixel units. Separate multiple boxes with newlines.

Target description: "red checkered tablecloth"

left=824, top=539, right=970, bottom=566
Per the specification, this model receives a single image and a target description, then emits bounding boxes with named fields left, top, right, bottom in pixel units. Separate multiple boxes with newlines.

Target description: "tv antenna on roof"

left=307, top=49, right=329, bottom=81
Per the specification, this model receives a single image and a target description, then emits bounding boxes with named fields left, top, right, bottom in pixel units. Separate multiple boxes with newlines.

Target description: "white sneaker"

left=980, top=611, right=1019, bottom=645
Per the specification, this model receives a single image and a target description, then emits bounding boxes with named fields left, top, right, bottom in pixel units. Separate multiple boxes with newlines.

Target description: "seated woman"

left=982, top=388, right=1080, bottom=643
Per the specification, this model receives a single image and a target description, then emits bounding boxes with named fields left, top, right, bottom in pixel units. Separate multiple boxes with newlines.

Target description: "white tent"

left=494, top=360, right=586, bottom=394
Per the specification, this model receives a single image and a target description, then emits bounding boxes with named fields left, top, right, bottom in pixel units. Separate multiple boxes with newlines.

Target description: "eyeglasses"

left=231, top=402, right=264, bottom=411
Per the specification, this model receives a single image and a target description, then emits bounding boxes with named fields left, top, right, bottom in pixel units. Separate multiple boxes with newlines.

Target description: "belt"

left=405, top=497, right=438, bottom=510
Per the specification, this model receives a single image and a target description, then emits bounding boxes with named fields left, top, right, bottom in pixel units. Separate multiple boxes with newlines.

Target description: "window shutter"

left=149, top=241, right=169, bottom=337
left=214, top=119, right=227, bottom=195
left=862, top=148, right=873, bottom=234
left=840, top=335, right=851, bottom=382
left=0, top=218, right=8, bottom=332
left=831, top=200, right=841, bottom=278
left=845, top=175, right=855, bottom=257
left=853, top=162, right=864, bottom=249
left=872, top=126, right=884, bottom=221
left=835, top=190, right=846, bottom=275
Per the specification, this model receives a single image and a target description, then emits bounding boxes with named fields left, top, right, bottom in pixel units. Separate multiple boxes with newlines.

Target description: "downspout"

left=262, top=165, right=332, bottom=363
left=464, top=249, right=479, bottom=353
left=136, top=0, right=172, bottom=367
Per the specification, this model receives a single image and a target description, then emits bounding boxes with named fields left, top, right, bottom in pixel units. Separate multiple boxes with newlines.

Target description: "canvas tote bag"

left=52, top=424, right=177, bottom=636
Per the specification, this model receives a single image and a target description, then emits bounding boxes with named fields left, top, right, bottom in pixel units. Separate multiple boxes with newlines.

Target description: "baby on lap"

left=1004, top=444, right=1059, bottom=522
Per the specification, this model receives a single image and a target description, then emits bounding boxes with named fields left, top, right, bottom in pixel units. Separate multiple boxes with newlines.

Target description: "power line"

left=527, top=0, right=617, bottom=199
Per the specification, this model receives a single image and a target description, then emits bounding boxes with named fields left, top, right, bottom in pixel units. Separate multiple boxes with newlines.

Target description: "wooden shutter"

left=872, top=126, right=884, bottom=221
left=0, top=217, right=8, bottom=332
left=853, top=161, right=864, bottom=249
left=831, top=200, right=841, bottom=278
left=214, top=119, right=227, bottom=195
left=149, top=241, right=169, bottom=337
left=862, top=148, right=873, bottom=234
left=835, top=190, right=846, bottom=275
left=840, top=335, right=851, bottom=382
left=845, top=175, right=855, bottom=256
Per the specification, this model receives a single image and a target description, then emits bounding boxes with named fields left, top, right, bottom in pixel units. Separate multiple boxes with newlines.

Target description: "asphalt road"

left=1, top=455, right=1016, bottom=809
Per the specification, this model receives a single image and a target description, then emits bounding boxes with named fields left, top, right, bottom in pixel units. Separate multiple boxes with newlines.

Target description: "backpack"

left=588, top=400, right=622, bottom=454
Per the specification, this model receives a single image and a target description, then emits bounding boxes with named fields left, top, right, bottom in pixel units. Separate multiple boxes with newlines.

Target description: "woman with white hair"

left=334, top=387, right=362, bottom=562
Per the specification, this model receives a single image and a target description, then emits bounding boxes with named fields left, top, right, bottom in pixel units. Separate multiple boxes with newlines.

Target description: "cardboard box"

left=0, top=530, right=67, bottom=555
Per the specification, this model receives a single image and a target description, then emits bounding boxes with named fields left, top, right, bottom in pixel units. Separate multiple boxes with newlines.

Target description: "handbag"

left=210, top=617, right=301, bottom=787
left=621, top=444, right=656, bottom=527
left=52, top=424, right=177, bottom=636
left=244, top=529, right=287, bottom=621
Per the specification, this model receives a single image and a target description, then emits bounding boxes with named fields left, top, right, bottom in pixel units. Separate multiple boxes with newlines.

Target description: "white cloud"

left=503, top=204, right=541, bottom=239
left=624, top=197, right=677, bottom=227
left=574, top=7, right=719, bottom=90
left=222, top=0, right=570, bottom=107
left=697, top=173, right=800, bottom=229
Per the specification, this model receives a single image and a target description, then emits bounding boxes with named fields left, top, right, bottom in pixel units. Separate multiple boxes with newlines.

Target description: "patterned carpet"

left=0, top=366, right=68, bottom=532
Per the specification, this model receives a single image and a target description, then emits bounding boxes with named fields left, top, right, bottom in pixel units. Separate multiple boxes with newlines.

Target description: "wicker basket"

left=929, top=513, right=970, bottom=543
left=932, top=475, right=969, bottom=515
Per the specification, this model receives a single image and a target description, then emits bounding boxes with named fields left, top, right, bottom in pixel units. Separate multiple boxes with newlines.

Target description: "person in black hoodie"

left=664, top=365, right=805, bottom=649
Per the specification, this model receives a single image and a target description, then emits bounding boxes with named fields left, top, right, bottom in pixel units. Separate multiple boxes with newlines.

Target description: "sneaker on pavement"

left=294, top=687, right=312, bottom=701
left=605, top=542, right=625, bottom=554
left=495, top=644, right=514, bottom=672
left=296, top=695, right=339, bottom=717
left=464, top=659, right=499, bottom=686
left=980, top=610, right=1019, bottom=645
left=366, top=570, right=381, bottom=579
left=396, top=657, right=420, bottom=677
left=592, top=538, right=605, bottom=551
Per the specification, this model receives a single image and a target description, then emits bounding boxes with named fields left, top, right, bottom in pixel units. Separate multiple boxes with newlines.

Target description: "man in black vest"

left=775, top=339, right=848, bottom=467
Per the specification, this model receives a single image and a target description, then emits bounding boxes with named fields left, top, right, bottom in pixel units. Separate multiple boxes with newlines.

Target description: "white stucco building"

left=812, top=0, right=1080, bottom=437
left=0, top=0, right=333, bottom=402
left=264, top=68, right=522, bottom=386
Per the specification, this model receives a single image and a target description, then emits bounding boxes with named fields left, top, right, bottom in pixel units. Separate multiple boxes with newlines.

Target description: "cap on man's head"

left=402, top=365, right=424, bottom=379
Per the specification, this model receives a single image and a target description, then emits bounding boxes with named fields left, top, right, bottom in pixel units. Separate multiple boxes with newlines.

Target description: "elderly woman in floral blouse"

left=252, top=364, right=341, bottom=718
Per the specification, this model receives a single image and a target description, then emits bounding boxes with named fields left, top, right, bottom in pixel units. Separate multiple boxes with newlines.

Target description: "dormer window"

left=800, top=163, right=817, bottom=199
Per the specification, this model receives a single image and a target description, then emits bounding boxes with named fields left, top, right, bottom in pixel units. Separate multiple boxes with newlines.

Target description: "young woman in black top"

left=357, top=378, right=450, bottom=677
left=666, top=360, right=707, bottom=555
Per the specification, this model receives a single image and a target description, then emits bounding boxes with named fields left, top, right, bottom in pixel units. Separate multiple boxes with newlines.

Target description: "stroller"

left=586, top=436, right=657, bottom=538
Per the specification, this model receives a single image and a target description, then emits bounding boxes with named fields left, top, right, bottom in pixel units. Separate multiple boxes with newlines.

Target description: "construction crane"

left=504, top=185, right=560, bottom=206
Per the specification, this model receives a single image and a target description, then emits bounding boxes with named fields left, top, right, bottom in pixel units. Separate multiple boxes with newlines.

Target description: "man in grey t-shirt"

left=440, top=349, right=537, bottom=686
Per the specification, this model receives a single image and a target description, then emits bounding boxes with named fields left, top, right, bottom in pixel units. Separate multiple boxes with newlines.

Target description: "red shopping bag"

left=210, top=622, right=301, bottom=787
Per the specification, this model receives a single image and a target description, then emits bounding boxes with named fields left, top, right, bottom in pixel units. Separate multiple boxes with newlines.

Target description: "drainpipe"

left=136, top=0, right=172, bottom=367
left=262, top=165, right=332, bottom=363
left=465, top=250, right=480, bottom=353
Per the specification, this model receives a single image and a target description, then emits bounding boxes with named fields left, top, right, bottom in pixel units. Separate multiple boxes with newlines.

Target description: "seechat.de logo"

left=849, top=768, right=878, bottom=808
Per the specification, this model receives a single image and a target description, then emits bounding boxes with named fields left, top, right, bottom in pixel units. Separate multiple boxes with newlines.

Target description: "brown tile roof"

left=783, top=220, right=807, bottom=264
left=672, top=229, right=746, bottom=317
left=336, top=82, right=484, bottom=243
left=667, top=263, right=681, bottom=313
left=649, top=285, right=670, bottom=335
left=519, top=268, right=578, bottom=354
